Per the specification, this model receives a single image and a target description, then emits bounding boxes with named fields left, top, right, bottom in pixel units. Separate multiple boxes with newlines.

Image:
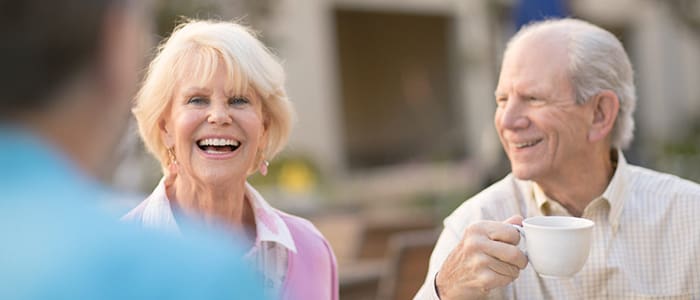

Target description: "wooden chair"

left=357, top=216, right=435, bottom=260
left=376, top=229, right=440, bottom=300
left=310, top=213, right=365, bottom=266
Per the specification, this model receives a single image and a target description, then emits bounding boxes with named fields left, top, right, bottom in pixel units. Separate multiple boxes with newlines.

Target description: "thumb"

left=504, top=215, right=524, bottom=226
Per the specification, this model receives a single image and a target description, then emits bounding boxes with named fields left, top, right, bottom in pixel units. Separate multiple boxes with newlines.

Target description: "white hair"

left=133, top=19, right=295, bottom=172
left=506, top=18, right=636, bottom=149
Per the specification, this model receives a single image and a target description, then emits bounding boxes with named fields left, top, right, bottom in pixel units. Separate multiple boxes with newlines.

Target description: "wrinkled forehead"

left=505, top=29, right=570, bottom=69
left=171, top=46, right=251, bottom=97
left=497, top=32, right=572, bottom=95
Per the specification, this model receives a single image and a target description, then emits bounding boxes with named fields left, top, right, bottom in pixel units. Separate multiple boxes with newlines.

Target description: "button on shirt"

left=414, top=151, right=700, bottom=299
left=123, top=179, right=296, bottom=298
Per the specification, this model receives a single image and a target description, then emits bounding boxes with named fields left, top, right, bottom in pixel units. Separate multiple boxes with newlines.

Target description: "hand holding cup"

left=435, top=215, right=528, bottom=300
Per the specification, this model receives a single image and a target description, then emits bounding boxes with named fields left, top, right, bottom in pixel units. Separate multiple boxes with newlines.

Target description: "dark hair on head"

left=0, top=0, right=123, bottom=118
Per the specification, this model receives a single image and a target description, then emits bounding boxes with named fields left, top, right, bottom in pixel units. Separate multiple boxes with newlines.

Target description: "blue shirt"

left=0, top=127, right=267, bottom=300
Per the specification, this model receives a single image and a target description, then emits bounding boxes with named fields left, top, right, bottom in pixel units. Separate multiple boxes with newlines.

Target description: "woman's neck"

left=168, top=175, right=257, bottom=242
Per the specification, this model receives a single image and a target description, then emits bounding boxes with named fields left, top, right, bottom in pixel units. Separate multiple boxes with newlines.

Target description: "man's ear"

left=96, top=5, right=147, bottom=104
left=588, top=90, right=619, bottom=143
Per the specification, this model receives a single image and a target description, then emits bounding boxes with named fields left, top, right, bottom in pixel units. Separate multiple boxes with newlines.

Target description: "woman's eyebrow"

left=182, top=86, right=211, bottom=95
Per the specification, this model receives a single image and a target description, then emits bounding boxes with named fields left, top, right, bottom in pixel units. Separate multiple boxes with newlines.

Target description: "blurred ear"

left=588, top=90, right=619, bottom=143
left=96, top=5, right=147, bottom=106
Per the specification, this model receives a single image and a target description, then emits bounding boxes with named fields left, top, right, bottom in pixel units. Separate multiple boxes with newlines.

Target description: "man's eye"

left=526, top=96, right=547, bottom=105
left=230, top=97, right=250, bottom=106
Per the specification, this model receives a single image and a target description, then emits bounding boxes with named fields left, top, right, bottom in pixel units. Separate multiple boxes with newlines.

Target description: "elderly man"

left=415, top=18, right=700, bottom=299
left=0, top=0, right=264, bottom=299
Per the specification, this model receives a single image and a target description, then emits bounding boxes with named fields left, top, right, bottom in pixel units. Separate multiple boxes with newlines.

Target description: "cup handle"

left=511, top=224, right=528, bottom=258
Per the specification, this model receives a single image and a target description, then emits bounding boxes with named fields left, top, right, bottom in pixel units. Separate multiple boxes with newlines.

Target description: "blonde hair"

left=133, top=19, right=295, bottom=172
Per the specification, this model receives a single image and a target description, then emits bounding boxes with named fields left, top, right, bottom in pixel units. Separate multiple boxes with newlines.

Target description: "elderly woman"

left=122, top=20, right=338, bottom=299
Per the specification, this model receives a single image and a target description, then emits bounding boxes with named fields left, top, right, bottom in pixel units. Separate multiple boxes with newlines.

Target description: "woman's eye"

left=230, top=97, right=250, bottom=106
left=187, top=97, right=207, bottom=105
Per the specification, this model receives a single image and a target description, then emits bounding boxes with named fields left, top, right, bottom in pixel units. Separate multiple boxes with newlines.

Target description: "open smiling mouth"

left=196, top=138, right=241, bottom=154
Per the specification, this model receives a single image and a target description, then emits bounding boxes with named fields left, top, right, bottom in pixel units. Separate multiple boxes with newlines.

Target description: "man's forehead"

left=495, top=78, right=553, bottom=99
left=502, top=32, right=570, bottom=68
left=507, top=29, right=569, bottom=62
left=496, top=33, right=572, bottom=97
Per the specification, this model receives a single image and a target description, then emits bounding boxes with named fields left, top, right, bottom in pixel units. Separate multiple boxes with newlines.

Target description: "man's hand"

left=435, top=215, right=528, bottom=300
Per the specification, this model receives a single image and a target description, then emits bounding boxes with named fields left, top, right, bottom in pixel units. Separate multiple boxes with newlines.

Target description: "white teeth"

left=197, top=138, right=240, bottom=147
left=515, top=140, right=539, bottom=148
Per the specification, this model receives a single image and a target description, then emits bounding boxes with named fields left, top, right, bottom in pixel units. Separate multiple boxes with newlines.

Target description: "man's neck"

left=537, top=149, right=616, bottom=217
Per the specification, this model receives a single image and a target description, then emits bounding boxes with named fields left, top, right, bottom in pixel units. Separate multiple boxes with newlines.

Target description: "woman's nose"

left=207, top=103, right=232, bottom=125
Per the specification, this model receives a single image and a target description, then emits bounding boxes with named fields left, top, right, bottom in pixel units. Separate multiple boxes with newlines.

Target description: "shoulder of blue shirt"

left=0, top=128, right=268, bottom=300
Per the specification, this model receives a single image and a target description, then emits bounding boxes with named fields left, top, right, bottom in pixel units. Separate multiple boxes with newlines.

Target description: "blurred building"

left=234, top=0, right=700, bottom=208
left=112, top=0, right=700, bottom=210
left=105, top=1, right=700, bottom=299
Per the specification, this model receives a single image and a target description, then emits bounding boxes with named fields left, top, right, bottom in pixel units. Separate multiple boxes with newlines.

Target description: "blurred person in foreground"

left=415, top=18, right=700, bottom=299
left=121, top=19, right=338, bottom=299
left=0, top=1, right=265, bottom=299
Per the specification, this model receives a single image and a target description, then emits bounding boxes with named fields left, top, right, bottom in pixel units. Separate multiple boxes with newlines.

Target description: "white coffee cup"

left=514, top=216, right=594, bottom=278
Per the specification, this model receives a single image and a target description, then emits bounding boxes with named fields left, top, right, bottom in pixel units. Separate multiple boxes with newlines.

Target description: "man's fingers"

left=483, top=236, right=528, bottom=269
left=486, top=223, right=521, bottom=245
left=504, top=215, right=524, bottom=226
left=485, top=255, right=521, bottom=278
left=478, top=262, right=520, bottom=291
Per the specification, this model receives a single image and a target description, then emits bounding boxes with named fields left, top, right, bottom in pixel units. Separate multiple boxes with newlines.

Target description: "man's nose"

left=499, top=97, right=530, bottom=129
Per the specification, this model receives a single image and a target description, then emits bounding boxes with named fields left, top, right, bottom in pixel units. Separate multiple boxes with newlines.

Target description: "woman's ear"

left=159, top=118, right=174, bottom=148
left=259, top=126, right=270, bottom=155
left=260, top=111, right=271, bottom=151
left=588, top=90, right=619, bottom=143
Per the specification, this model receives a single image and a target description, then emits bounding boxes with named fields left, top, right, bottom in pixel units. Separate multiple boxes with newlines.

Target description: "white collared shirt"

left=414, top=151, right=700, bottom=299
left=122, top=180, right=296, bottom=297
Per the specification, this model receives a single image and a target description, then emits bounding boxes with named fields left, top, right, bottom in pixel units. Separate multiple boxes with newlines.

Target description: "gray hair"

left=506, top=18, right=636, bottom=149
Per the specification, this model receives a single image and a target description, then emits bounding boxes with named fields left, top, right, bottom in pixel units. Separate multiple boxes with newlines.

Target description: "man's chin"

left=511, top=165, right=537, bottom=181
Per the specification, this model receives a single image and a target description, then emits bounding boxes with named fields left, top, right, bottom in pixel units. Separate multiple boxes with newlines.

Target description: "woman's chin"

left=188, top=169, right=247, bottom=187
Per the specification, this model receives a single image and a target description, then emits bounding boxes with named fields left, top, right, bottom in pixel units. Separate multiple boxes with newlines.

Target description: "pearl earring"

left=260, top=160, right=270, bottom=176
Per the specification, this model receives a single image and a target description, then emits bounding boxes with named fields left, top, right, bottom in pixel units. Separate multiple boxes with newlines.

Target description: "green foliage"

left=654, top=120, right=700, bottom=182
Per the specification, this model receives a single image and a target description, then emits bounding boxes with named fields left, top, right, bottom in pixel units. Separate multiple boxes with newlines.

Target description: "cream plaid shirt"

left=415, top=151, right=700, bottom=299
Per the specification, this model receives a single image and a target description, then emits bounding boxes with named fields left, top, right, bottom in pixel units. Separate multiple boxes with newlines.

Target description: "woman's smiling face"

left=161, top=57, right=267, bottom=185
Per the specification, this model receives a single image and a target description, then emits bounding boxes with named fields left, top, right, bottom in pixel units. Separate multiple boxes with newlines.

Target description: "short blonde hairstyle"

left=133, top=19, right=295, bottom=172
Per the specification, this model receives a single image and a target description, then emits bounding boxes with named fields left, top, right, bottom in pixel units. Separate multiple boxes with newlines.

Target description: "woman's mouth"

left=196, top=138, right=241, bottom=154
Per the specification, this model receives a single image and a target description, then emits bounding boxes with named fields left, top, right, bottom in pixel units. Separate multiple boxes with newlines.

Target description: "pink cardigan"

left=278, top=212, right=338, bottom=300
left=122, top=180, right=338, bottom=299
